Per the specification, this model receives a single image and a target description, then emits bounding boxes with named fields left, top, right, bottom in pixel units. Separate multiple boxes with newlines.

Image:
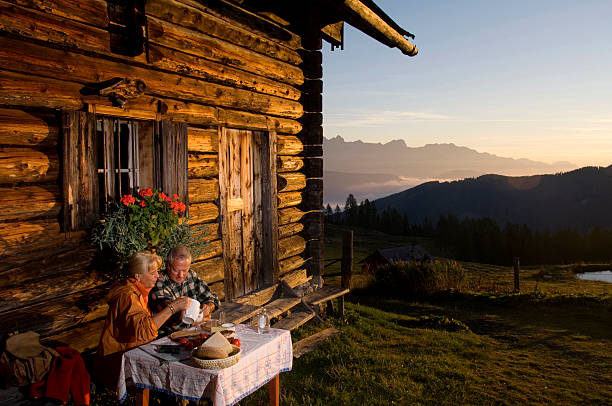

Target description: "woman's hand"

left=171, top=296, right=190, bottom=312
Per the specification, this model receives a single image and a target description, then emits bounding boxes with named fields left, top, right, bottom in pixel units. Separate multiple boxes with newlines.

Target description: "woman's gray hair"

left=167, top=246, right=192, bottom=264
left=127, top=252, right=162, bottom=276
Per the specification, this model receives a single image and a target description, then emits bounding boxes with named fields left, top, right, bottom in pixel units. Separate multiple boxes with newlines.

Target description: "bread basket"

left=191, top=345, right=241, bottom=369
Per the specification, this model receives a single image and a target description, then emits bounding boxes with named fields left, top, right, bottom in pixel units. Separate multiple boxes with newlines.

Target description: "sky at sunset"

left=322, top=0, right=612, bottom=167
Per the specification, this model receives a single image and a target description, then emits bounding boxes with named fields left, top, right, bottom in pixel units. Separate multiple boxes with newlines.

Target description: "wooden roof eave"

left=223, top=0, right=416, bottom=55
left=335, top=0, right=418, bottom=56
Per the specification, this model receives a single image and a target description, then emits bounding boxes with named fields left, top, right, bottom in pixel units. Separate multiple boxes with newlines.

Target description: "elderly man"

left=149, top=246, right=220, bottom=335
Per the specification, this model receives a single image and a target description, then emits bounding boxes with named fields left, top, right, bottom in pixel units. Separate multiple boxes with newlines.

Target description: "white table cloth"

left=117, top=324, right=292, bottom=406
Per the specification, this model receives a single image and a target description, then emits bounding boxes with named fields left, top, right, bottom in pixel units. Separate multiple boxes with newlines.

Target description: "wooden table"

left=134, top=375, right=280, bottom=406
left=117, top=325, right=292, bottom=406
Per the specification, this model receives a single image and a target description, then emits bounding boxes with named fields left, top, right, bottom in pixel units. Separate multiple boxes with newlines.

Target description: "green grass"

left=241, top=298, right=611, bottom=405
left=459, top=261, right=612, bottom=296
left=241, top=224, right=612, bottom=406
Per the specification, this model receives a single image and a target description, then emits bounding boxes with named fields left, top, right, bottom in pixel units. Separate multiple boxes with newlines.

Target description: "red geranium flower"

left=139, top=188, right=153, bottom=197
left=171, top=200, right=186, bottom=214
left=158, top=192, right=166, bottom=200
left=164, top=195, right=172, bottom=202
left=139, top=200, right=146, bottom=207
left=173, top=194, right=179, bottom=200
left=120, top=195, right=135, bottom=205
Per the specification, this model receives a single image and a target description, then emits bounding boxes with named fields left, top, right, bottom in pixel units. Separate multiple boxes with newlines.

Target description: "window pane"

left=96, top=117, right=141, bottom=215
left=118, top=122, right=131, bottom=169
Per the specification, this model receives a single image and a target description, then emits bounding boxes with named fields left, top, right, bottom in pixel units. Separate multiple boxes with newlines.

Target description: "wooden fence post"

left=513, top=257, right=520, bottom=293
left=341, top=230, right=353, bottom=289
left=339, top=230, right=353, bottom=317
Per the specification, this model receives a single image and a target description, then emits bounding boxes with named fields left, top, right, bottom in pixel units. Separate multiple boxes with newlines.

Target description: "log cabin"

left=0, top=0, right=417, bottom=353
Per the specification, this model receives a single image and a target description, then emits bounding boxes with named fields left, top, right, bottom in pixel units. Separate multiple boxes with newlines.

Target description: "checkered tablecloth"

left=117, top=324, right=293, bottom=406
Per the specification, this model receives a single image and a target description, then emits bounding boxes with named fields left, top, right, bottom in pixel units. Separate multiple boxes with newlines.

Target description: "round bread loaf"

left=194, top=346, right=228, bottom=360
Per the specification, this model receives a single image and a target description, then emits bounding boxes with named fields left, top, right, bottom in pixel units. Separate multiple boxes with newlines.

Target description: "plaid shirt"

left=149, top=269, right=220, bottom=336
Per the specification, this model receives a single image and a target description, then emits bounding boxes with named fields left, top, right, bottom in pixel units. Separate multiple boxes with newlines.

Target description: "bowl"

left=191, top=345, right=241, bottom=369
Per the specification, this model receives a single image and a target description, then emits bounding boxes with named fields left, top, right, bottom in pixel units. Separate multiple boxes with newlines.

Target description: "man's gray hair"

left=167, top=245, right=192, bottom=264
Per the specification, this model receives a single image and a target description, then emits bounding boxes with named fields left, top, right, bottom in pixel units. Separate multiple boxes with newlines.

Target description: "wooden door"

left=219, top=128, right=278, bottom=300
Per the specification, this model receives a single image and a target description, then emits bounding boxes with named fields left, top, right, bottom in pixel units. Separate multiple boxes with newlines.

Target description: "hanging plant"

left=91, top=188, right=208, bottom=276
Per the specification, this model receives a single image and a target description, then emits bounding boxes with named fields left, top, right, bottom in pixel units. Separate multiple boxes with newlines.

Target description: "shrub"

left=374, top=259, right=466, bottom=297
left=411, top=315, right=471, bottom=332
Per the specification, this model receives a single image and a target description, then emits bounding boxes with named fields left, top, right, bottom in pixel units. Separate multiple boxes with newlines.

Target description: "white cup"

left=181, top=298, right=202, bottom=324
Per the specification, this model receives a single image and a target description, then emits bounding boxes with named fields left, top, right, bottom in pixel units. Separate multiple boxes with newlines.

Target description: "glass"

left=218, top=310, right=226, bottom=324
left=254, top=308, right=270, bottom=334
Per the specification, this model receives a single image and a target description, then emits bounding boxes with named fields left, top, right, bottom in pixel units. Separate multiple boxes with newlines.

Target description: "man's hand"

left=192, top=302, right=214, bottom=326
left=200, top=302, right=215, bottom=318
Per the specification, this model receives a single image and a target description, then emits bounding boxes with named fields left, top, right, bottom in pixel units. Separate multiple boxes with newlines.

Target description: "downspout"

left=343, top=0, right=418, bottom=56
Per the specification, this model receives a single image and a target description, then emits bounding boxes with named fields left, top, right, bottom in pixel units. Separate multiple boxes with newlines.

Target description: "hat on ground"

left=5, top=331, right=47, bottom=359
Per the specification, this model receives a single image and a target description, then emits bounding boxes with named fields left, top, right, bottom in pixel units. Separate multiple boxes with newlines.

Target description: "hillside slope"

left=374, top=166, right=612, bottom=231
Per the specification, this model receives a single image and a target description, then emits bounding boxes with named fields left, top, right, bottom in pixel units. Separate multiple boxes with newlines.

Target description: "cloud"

left=325, top=110, right=454, bottom=127
left=586, top=118, right=612, bottom=123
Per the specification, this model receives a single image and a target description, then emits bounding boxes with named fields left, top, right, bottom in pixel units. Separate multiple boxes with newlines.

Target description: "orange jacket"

left=94, top=279, right=159, bottom=388
left=97, top=279, right=158, bottom=358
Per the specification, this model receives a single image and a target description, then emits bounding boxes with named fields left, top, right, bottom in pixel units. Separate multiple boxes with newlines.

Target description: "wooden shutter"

left=62, top=111, right=98, bottom=231
left=159, top=121, right=188, bottom=208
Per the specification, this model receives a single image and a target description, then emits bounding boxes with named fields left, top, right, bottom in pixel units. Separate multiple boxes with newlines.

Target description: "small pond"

left=576, top=271, right=612, bottom=283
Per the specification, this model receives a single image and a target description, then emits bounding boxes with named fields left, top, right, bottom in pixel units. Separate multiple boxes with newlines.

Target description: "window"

left=62, top=111, right=187, bottom=231
left=96, top=118, right=157, bottom=215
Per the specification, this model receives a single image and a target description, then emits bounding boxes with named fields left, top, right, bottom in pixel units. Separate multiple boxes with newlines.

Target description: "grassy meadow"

left=240, top=224, right=611, bottom=405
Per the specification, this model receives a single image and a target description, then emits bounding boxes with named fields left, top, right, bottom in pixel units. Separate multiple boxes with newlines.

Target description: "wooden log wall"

left=275, top=132, right=308, bottom=281
left=0, top=0, right=316, bottom=352
left=298, top=10, right=325, bottom=285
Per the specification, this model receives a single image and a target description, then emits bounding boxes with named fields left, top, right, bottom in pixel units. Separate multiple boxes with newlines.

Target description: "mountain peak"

left=384, top=139, right=407, bottom=148
left=423, top=142, right=457, bottom=147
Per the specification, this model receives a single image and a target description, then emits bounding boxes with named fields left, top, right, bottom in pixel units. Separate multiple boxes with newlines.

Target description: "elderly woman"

left=95, top=252, right=190, bottom=387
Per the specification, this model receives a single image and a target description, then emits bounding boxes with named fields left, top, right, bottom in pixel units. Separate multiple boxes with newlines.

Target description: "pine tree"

left=334, top=204, right=342, bottom=224
left=344, top=194, right=358, bottom=225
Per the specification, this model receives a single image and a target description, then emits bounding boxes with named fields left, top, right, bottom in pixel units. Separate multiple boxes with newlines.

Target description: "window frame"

left=61, top=110, right=188, bottom=232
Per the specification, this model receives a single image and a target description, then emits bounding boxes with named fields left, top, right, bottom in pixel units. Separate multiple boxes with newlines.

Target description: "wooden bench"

left=214, top=277, right=350, bottom=332
left=303, top=286, right=350, bottom=317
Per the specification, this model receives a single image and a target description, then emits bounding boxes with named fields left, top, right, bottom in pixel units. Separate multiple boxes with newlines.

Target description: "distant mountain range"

left=324, top=136, right=575, bottom=178
left=323, top=136, right=577, bottom=205
left=373, top=166, right=612, bottom=231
